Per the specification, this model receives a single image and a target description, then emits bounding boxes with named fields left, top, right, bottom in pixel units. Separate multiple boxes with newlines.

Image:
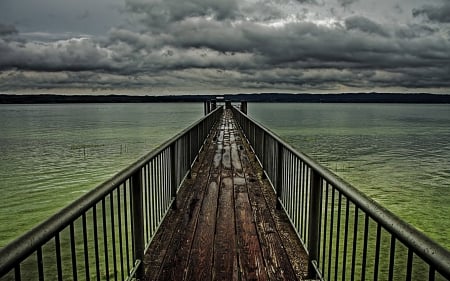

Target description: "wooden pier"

left=143, top=110, right=309, bottom=280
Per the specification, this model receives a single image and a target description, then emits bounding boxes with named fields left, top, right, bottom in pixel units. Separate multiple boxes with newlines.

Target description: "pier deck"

left=143, top=110, right=308, bottom=280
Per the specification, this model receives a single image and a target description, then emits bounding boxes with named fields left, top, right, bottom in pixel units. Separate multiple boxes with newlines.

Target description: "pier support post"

left=307, top=170, right=322, bottom=278
left=131, top=169, right=145, bottom=281
left=170, top=143, right=178, bottom=209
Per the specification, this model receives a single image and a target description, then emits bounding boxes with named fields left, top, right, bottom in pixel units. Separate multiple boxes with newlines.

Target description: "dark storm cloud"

left=413, top=3, right=450, bottom=23
left=337, top=0, right=358, bottom=8
left=395, top=24, right=437, bottom=39
left=125, top=0, right=239, bottom=29
left=345, top=16, right=390, bottom=37
left=0, top=23, right=18, bottom=36
left=1, top=0, right=450, bottom=93
left=0, top=38, right=118, bottom=72
left=293, top=0, right=318, bottom=4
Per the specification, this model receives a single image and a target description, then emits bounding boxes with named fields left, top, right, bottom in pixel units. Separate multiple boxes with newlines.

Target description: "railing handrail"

left=231, top=105, right=450, bottom=279
left=0, top=105, right=223, bottom=277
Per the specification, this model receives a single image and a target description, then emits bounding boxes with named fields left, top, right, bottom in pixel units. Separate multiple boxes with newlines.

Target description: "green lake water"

left=0, top=103, right=203, bottom=247
left=248, top=103, right=450, bottom=251
left=1, top=102, right=449, bottom=256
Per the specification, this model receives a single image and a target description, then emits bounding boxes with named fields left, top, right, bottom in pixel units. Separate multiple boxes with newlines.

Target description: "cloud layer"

left=0, top=0, right=449, bottom=93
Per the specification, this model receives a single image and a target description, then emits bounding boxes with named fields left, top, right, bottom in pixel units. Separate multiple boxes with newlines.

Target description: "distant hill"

left=1, top=93, right=449, bottom=104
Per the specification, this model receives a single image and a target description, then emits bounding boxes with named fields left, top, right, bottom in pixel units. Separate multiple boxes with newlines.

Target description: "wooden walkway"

left=143, top=110, right=308, bottom=281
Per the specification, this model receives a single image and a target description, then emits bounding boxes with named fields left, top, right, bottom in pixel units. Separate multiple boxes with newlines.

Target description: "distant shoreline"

left=1, top=93, right=450, bottom=104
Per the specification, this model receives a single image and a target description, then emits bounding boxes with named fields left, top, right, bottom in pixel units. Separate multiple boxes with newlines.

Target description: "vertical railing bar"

left=70, top=222, right=78, bottom=281
left=327, top=187, right=335, bottom=279
left=82, top=213, right=90, bottom=281
left=188, top=130, right=192, bottom=165
left=289, top=154, right=294, bottom=218
left=334, top=192, right=342, bottom=281
left=171, top=143, right=177, bottom=210
left=293, top=158, right=298, bottom=230
left=321, top=182, right=329, bottom=276
left=110, top=192, right=118, bottom=281
left=276, top=143, right=283, bottom=210
left=405, top=248, right=413, bottom=281
left=123, top=181, right=131, bottom=275
left=429, top=266, right=436, bottom=281
left=167, top=147, right=172, bottom=210
left=350, top=207, right=359, bottom=281
left=93, top=205, right=101, bottom=281
left=147, top=161, right=153, bottom=235
left=388, top=235, right=396, bottom=281
left=164, top=149, right=169, bottom=215
left=131, top=168, right=145, bottom=280
left=304, top=165, right=310, bottom=240
left=117, top=184, right=125, bottom=281
left=262, top=131, right=267, bottom=169
left=342, top=199, right=350, bottom=281
left=102, top=199, right=110, bottom=281
left=283, top=152, right=288, bottom=213
left=130, top=180, right=135, bottom=265
left=15, top=265, right=21, bottom=281
left=156, top=156, right=161, bottom=228
left=307, top=169, right=322, bottom=278
left=361, top=214, right=370, bottom=281
left=167, top=148, right=172, bottom=212
left=144, top=164, right=150, bottom=242
left=151, top=159, right=157, bottom=233
left=159, top=153, right=164, bottom=219
left=295, top=157, right=300, bottom=231
left=301, top=161, right=306, bottom=239
left=373, top=223, right=382, bottom=281
left=37, top=246, right=44, bottom=281
left=286, top=152, right=290, bottom=214
left=317, top=173, right=324, bottom=266
left=55, top=233, right=63, bottom=281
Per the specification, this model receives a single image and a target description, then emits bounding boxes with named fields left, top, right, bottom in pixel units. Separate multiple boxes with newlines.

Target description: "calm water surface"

left=249, top=103, right=450, bottom=250
left=0, top=103, right=203, bottom=247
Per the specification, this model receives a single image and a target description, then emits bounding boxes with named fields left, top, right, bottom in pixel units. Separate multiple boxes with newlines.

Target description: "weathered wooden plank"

left=185, top=175, right=220, bottom=281
left=234, top=176, right=269, bottom=281
left=243, top=170, right=299, bottom=280
left=213, top=174, right=238, bottom=281
left=235, top=124, right=308, bottom=281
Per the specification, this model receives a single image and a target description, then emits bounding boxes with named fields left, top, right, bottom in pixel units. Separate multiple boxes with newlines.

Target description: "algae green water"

left=1, top=102, right=449, bottom=256
left=0, top=103, right=203, bottom=247
left=248, top=103, right=450, bottom=251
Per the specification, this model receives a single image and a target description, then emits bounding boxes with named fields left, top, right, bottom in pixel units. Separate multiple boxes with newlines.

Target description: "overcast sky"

left=0, top=0, right=449, bottom=94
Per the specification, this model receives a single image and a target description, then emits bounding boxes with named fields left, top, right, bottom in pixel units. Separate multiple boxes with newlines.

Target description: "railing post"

left=170, top=142, right=178, bottom=209
left=276, top=142, right=283, bottom=210
left=187, top=132, right=192, bottom=178
left=131, top=169, right=145, bottom=281
left=240, top=101, right=247, bottom=114
left=308, top=170, right=322, bottom=278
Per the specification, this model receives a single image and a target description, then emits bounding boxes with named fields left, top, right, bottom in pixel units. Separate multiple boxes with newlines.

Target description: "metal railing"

left=0, top=106, right=223, bottom=281
left=231, top=106, right=450, bottom=281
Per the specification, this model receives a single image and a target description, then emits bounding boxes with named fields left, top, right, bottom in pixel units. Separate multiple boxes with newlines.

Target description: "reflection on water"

left=249, top=103, right=450, bottom=249
left=0, top=103, right=202, bottom=247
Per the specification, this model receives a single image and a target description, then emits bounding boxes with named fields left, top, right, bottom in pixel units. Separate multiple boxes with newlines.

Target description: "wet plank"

left=213, top=174, right=238, bottom=281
